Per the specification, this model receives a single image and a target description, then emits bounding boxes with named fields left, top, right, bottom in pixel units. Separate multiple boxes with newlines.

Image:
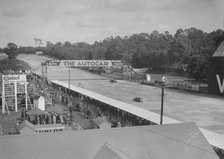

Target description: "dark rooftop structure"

left=208, top=41, right=224, bottom=96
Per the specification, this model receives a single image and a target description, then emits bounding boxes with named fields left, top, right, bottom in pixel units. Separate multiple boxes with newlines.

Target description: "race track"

left=18, top=54, right=224, bottom=135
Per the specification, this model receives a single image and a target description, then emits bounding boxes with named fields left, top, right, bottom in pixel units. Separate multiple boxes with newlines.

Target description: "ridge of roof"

left=94, top=143, right=133, bottom=159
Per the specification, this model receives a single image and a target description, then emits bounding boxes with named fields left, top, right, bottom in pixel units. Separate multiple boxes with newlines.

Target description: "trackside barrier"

left=168, top=81, right=208, bottom=93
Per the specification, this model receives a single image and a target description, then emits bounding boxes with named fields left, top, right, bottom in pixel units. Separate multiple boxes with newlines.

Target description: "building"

left=33, top=95, right=45, bottom=111
left=73, top=115, right=94, bottom=130
left=35, top=51, right=43, bottom=55
left=208, top=41, right=224, bottom=96
left=0, top=122, right=219, bottom=159
left=93, top=116, right=112, bottom=129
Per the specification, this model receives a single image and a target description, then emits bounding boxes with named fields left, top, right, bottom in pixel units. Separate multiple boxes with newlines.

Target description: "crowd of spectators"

left=28, top=73, right=155, bottom=128
left=21, top=109, right=72, bottom=125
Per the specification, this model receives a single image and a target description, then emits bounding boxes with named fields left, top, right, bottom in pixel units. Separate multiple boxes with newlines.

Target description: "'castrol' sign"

left=2, top=75, right=26, bottom=83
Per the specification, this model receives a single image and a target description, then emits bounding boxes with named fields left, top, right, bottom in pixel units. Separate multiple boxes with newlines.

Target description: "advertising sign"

left=2, top=75, right=27, bottom=83
left=216, top=75, right=224, bottom=93
left=45, top=60, right=122, bottom=68
left=2, top=74, right=28, bottom=113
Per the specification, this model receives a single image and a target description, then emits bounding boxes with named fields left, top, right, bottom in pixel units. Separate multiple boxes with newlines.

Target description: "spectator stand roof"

left=51, top=80, right=224, bottom=150
left=0, top=122, right=219, bottom=159
left=51, top=80, right=180, bottom=125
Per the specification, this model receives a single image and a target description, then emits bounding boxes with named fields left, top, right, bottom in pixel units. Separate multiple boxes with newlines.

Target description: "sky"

left=0, top=0, right=224, bottom=48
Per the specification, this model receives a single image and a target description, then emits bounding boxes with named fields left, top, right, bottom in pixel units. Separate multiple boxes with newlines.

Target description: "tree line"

left=1, top=27, right=224, bottom=81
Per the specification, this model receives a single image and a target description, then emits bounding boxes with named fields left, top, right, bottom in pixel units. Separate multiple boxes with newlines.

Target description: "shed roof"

left=0, top=122, right=219, bottom=159
left=93, top=117, right=111, bottom=126
left=73, top=115, right=93, bottom=129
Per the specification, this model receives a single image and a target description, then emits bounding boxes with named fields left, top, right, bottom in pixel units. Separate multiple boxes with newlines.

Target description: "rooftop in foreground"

left=0, top=122, right=219, bottom=159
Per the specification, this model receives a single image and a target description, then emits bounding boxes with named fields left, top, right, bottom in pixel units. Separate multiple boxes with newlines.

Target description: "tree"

left=4, top=42, right=19, bottom=59
left=55, top=42, right=63, bottom=47
left=46, top=41, right=53, bottom=47
left=38, top=28, right=223, bottom=81
left=34, top=37, right=38, bottom=47
left=0, top=47, right=2, bottom=53
left=34, top=37, right=43, bottom=47
left=38, top=39, right=43, bottom=47
left=64, top=41, right=72, bottom=47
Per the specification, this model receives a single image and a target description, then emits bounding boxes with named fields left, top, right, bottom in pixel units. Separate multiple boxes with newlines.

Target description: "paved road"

left=18, top=54, right=224, bottom=135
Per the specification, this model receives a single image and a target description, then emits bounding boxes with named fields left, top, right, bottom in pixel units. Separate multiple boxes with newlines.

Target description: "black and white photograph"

left=0, top=0, right=224, bottom=158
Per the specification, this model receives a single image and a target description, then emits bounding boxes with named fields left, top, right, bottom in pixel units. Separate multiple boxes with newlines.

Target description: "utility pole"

left=68, top=68, right=70, bottom=92
left=160, top=83, right=164, bottom=125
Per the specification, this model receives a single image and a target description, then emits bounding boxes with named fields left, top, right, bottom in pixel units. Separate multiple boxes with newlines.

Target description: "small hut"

left=33, top=95, right=45, bottom=111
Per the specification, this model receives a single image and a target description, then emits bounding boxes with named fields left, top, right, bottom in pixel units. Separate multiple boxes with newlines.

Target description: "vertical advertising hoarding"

left=2, top=74, right=27, bottom=113
left=208, top=57, right=224, bottom=96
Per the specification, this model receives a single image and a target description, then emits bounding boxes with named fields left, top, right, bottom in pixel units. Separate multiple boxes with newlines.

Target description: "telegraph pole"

left=160, top=83, right=164, bottom=125
left=68, top=68, right=70, bottom=92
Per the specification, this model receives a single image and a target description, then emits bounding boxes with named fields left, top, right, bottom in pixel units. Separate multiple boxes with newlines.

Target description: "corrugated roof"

left=0, top=122, right=219, bottom=159
left=213, top=41, right=224, bottom=57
